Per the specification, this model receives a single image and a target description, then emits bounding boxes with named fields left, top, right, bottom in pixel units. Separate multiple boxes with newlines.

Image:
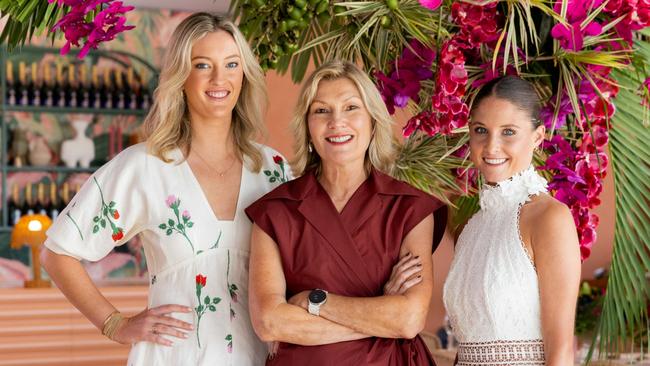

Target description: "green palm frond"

left=592, top=36, right=650, bottom=356
left=392, top=133, right=469, bottom=205
left=0, top=0, right=64, bottom=50
left=296, top=0, right=446, bottom=77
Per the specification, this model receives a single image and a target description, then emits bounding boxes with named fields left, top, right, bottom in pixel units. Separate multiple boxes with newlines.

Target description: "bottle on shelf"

left=34, top=182, right=48, bottom=216
left=103, top=68, right=114, bottom=109
left=24, top=183, right=35, bottom=216
left=9, top=184, right=23, bottom=226
left=79, top=64, right=91, bottom=108
left=55, top=62, right=66, bottom=107
left=67, top=64, right=79, bottom=108
left=50, top=183, right=60, bottom=221
left=30, top=62, right=42, bottom=106
left=91, top=65, right=102, bottom=109
left=114, top=69, right=127, bottom=110
left=60, top=182, right=71, bottom=212
left=18, top=62, right=29, bottom=106
left=43, top=63, right=54, bottom=107
left=6, top=60, right=17, bottom=106
left=127, top=67, right=139, bottom=110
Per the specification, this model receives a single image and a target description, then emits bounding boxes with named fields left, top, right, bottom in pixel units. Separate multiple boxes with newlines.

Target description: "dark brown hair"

left=473, top=76, right=542, bottom=128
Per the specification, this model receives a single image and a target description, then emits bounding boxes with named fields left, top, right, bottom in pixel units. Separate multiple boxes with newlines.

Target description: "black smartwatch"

left=308, top=289, right=328, bottom=316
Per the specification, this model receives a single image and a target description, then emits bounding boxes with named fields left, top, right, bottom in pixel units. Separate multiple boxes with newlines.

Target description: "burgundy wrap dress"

left=245, top=168, right=444, bottom=366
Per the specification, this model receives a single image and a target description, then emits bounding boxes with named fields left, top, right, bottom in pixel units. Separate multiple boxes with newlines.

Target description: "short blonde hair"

left=291, top=60, right=398, bottom=176
left=143, top=13, right=267, bottom=171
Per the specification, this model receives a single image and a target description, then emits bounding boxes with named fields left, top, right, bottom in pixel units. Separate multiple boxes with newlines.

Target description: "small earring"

left=308, top=143, right=313, bottom=153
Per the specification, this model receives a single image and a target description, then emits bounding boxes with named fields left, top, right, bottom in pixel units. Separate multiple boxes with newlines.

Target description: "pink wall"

left=262, top=70, right=616, bottom=332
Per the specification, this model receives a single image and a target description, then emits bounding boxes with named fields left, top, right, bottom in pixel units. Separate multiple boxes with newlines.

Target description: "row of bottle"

left=5, top=61, right=152, bottom=110
left=7, top=182, right=78, bottom=226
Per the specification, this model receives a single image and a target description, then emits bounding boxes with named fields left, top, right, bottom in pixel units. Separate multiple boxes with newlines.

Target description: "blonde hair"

left=291, top=60, right=398, bottom=176
left=143, top=13, right=267, bottom=171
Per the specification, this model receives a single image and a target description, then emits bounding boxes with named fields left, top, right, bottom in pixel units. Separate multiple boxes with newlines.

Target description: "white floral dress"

left=44, top=142, right=291, bottom=366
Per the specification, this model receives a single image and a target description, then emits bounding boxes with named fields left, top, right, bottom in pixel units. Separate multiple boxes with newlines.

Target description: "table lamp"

left=10, top=214, right=52, bottom=288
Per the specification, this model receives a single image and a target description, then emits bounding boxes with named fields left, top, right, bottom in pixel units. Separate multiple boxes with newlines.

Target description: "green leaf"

left=158, top=223, right=167, bottom=230
left=197, top=304, right=204, bottom=313
left=177, top=223, right=183, bottom=230
left=269, top=177, right=277, bottom=183
left=109, top=201, right=116, bottom=208
left=166, top=228, right=173, bottom=235
left=103, top=207, right=108, bottom=216
left=225, top=334, right=232, bottom=341
left=273, top=170, right=280, bottom=177
left=204, top=296, right=210, bottom=304
left=264, top=170, right=272, bottom=176
left=100, top=219, right=106, bottom=228
left=592, top=36, right=650, bottom=357
left=212, top=297, right=220, bottom=304
left=187, top=222, right=194, bottom=228
left=209, top=305, right=216, bottom=311
left=168, top=219, right=175, bottom=227
left=92, top=225, right=99, bottom=233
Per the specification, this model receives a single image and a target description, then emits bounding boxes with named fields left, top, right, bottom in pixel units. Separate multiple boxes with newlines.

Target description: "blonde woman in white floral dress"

left=443, top=76, right=581, bottom=366
left=42, top=13, right=292, bottom=365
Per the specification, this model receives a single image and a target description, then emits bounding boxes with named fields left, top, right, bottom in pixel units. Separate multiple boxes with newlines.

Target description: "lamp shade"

left=10, top=214, right=52, bottom=249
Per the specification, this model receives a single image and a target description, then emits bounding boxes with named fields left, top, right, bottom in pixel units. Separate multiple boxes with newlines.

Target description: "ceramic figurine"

left=61, top=119, right=95, bottom=168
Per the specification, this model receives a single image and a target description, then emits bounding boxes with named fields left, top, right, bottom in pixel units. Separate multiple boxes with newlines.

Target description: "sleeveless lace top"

left=443, top=167, right=548, bottom=363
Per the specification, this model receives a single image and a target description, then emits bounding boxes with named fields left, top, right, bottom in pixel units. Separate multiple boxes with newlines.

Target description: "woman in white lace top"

left=443, top=76, right=581, bottom=366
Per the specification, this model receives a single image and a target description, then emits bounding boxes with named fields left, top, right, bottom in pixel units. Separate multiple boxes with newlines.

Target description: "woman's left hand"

left=287, top=291, right=310, bottom=310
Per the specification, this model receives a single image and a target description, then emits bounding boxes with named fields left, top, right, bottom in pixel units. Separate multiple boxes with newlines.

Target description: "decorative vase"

left=61, top=119, right=95, bottom=168
left=28, top=135, right=53, bottom=166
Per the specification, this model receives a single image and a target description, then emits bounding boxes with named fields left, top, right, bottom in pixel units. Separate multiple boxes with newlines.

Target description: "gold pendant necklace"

left=192, top=148, right=238, bottom=178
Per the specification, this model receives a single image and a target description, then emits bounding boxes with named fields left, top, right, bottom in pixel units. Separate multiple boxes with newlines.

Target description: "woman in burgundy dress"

left=245, top=60, right=443, bottom=365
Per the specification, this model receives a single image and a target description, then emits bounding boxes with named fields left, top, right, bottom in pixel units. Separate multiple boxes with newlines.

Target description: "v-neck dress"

left=245, top=169, right=445, bottom=366
left=44, top=142, right=292, bottom=366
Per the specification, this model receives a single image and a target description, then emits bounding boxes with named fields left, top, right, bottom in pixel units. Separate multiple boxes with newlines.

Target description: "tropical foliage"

left=1, top=0, right=649, bottom=356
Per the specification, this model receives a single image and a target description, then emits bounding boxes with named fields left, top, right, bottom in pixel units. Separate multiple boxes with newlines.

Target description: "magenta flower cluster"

left=375, top=40, right=436, bottom=115
left=48, top=0, right=135, bottom=58
left=400, top=2, right=501, bottom=138
left=540, top=63, right=618, bottom=259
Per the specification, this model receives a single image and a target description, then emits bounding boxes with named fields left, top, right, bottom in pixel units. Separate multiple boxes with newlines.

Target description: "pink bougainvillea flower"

left=49, top=0, right=135, bottom=58
left=419, top=0, right=442, bottom=11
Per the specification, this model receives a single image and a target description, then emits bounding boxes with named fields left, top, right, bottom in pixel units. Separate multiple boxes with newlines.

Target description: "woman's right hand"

left=112, top=304, right=194, bottom=346
left=383, top=252, right=423, bottom=295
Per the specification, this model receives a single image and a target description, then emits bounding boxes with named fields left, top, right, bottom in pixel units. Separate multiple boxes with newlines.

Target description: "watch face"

left=309, top=289, right=326, bottom=303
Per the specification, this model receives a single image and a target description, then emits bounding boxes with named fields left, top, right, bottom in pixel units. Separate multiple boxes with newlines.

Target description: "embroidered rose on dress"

left=263, top=155, right=288, bottom=183
left=158, top=195, right=196, bottom=253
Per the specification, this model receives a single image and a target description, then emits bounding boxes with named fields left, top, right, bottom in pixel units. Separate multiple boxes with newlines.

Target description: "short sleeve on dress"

left=44, top=148, right=147, bottom=261
left=244, top=199, right=280, bottom=244
left=401, top=192, right=445, bottom=244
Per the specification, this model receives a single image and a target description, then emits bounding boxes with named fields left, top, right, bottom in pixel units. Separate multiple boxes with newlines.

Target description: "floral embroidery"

left=227, top=249, right=238, bottom=322
left=196, top=231, right=222, bottom=255
left=226, top=334, right=233, bottom=354
left=91, top=177, right=124, bottom=242
left=194, top=274, right=221, bottom=348
left=158, top=195, right=195, bottom=253
left=263, top=155, right=288, bottom=184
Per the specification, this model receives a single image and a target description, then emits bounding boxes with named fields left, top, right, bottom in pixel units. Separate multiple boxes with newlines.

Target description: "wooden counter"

left=0, top=286, right=147, bottom=366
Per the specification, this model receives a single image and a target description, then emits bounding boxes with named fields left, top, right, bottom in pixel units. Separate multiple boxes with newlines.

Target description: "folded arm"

left=248, top=224, right=369, bottom=346
left=289, top=215, right=435, bottom=339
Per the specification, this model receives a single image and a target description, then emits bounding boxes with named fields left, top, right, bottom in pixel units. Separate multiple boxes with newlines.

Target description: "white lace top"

left=443, top=166, right=548, bottom=344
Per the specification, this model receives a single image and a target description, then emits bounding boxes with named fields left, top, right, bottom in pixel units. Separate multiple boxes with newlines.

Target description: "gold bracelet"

left=101, top=311, right=126, bottom=340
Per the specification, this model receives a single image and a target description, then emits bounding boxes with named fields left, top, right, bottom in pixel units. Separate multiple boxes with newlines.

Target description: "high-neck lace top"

left=443, top=167, right=548, bottom=365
